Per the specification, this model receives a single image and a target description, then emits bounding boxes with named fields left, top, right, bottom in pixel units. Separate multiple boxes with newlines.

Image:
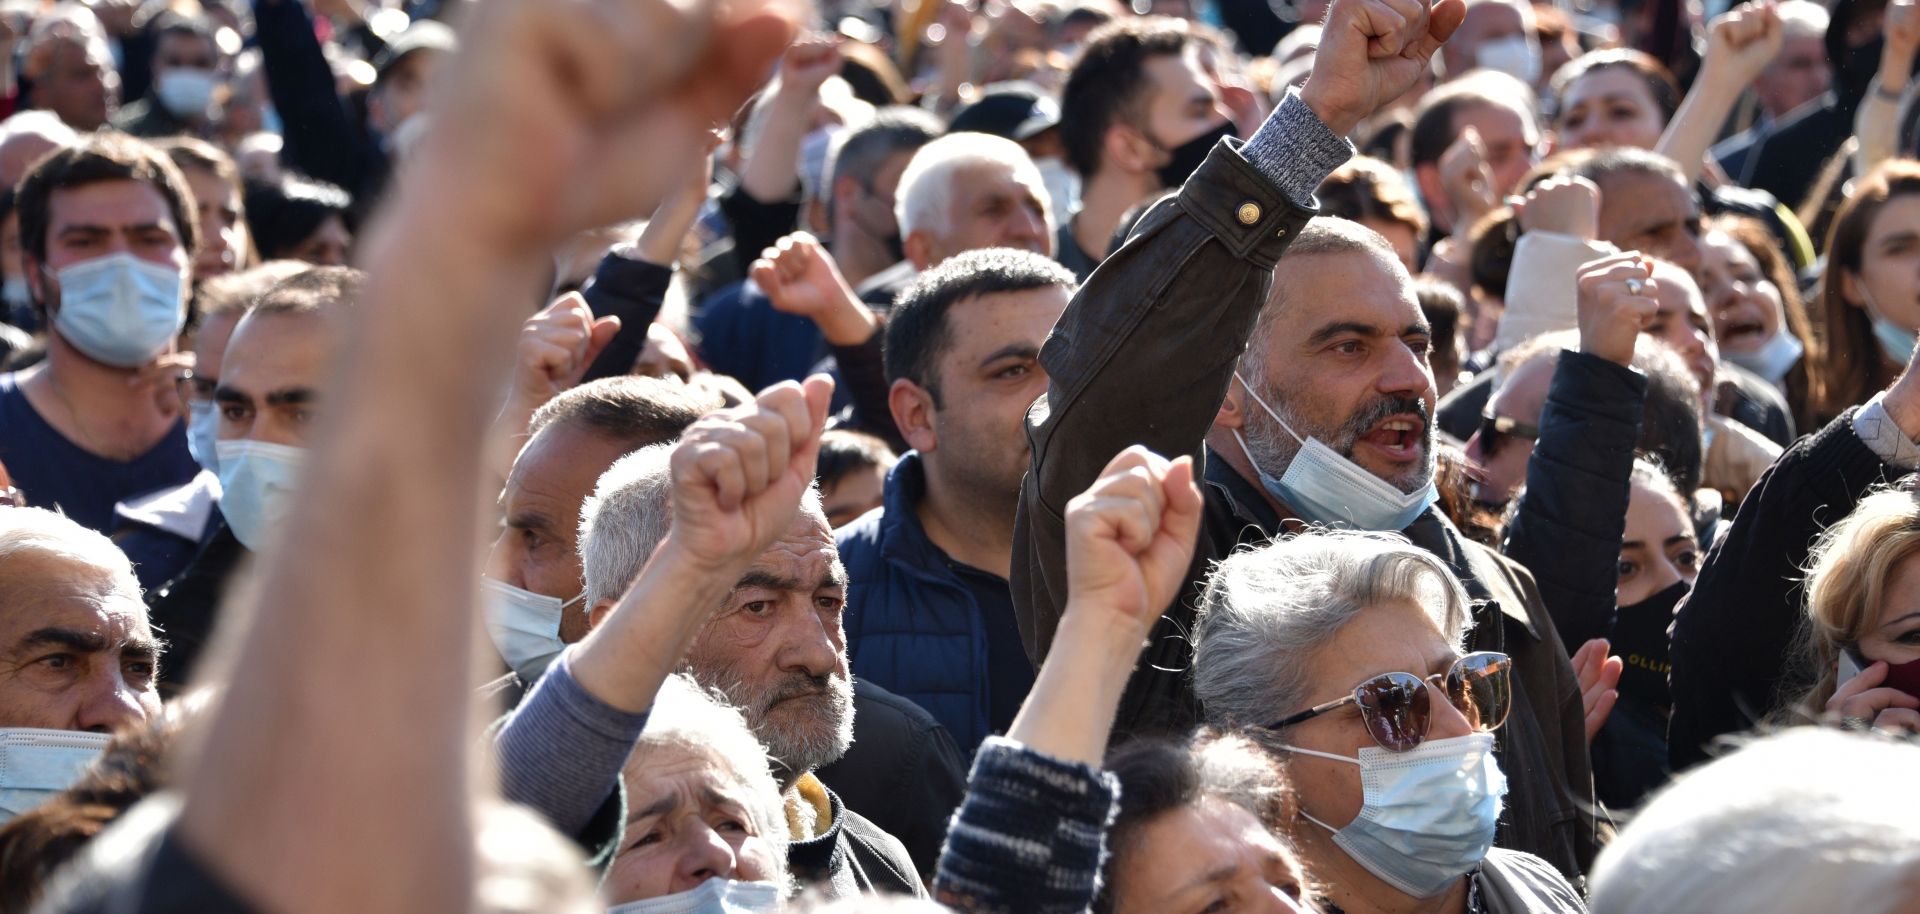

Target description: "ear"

left=1214, top=378, right=1248, bottom=431
left=23, top=254, right=49, bottom=315
left=830, top=175, right=863, bottom=223
left=804, top=197, right=830, bottom=236
left=888, top=377, right=939, bottom=454
left=587, top=597, right=617, bottom=631
left=1105, top=123, right=1156, bottom=176
left=903, top=229, right=935, bottom=271
left=1841, top=269, right=1867, bottom=311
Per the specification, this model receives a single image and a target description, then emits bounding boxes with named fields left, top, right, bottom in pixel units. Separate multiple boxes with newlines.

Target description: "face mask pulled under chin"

left=0, top=728, right=112, bottom=825
left=604, top=878, right=783, bottom=914
left=1154, top=120, right=1237, bottom=191
left=1231, top=372, right=1438, bottom=532
left=1860, top=282, right=1918, bottom=365
left=1721, top=329, right=1804, bottom=384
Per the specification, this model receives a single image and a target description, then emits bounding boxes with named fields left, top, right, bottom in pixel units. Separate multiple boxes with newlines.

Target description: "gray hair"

left=894, top=132, right=1050, bottom=239
left=1590, top=727, right=1920, bottom=914
left=627, top=674, right=792, bottom=877
left=578, top=444, right=827, bottom=608
left=1247, top=219, right=1408, bottom=395
left=1192, top=530, right=1472, bottom=731
left=0, top=507, right=142, bottom=601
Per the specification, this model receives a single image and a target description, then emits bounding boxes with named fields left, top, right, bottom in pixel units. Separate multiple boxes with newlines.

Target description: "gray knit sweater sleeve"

left=1240, top=90, right=1354, bottom=210
left=492, top=649, right=650, bottom=837
left=933, top=736, right=1121, bottom=914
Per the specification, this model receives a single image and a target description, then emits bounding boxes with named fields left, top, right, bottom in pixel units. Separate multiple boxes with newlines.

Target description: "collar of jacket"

left=1201, top=446, right=1539, bottom=640
left=872, top=452, right=980, bottom=589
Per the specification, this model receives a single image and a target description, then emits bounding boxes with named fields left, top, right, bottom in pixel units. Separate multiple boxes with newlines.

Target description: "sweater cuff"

left=1852, top=392, right=1920, bottom=470
left=1242, top=91, right=1353, bottom=210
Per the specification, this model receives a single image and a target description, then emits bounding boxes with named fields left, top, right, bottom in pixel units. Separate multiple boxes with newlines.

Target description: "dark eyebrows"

left=1663, top=535, right=1697, bottom=549
left=18, top=627, right=107, bottom=653
left=212, top=385, right=250, bottom=406
left=1305, top=320, right=1385, bottom=347
left=264, top=388, right=319, bottom=408
left=1879, top=230, right=1920, bottom=250
left=978, top=343, right=1041, bottom=369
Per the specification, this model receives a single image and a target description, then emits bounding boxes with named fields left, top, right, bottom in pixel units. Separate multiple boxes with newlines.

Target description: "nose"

left=482, top=531, right=522, bottom=586
left=673, top=823, right=740, bottom=893
left=1642, top=552, right=1686, bottom=596
left=72, top=673, right=150, bottom=733
left=1668, top=231, right=1703, bottom=272
left=1379, top=337, right=1435, bottom=399
left=778, top=602, right=843, bottom=679
left=1009, top=205, right=1047, bottom=252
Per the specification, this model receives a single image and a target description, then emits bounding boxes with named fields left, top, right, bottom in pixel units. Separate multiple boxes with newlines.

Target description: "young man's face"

left=31, top=179, right=191, bottom=312
left=1134, top=50, right=1231, bottom=184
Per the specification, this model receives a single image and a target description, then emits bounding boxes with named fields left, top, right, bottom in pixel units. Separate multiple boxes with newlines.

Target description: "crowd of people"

left=0, top=0, right=1918, bottom=907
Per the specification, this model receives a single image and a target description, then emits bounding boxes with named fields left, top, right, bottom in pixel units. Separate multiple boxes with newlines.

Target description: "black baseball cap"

left=947, top=81, right=1061, bottom=141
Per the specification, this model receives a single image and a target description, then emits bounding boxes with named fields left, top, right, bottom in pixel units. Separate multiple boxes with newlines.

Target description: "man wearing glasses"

left=1009, top=0, right=1601, bottom=885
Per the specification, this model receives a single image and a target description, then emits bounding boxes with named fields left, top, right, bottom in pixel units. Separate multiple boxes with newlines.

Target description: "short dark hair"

left=817, top=428, right=897, bottom=491
left=249, top=265, right=365, bottom=317
left=16, top=132, right=200, bottom=296
left=1409, top=72, right=1537, bottom=169
left=1060, top=17, right=1191, bottom=178
left=1414, top=277, right=1463, bottom=364
left=1566, top=145, right=1689, bottom=191
left=148, top=10, right=216, bottom=58
left=528, top=375, right=721, bottom=450
left=1548, top=49, right=1680, bottom=123
left=883, top=247, right=1076, bottom=402
left=1318, top=156, right=1430, bottom=239
left=192, top=259, right=311, bottom=329
left=1633, top=339, right=1704, bottom=497
left=824, top=107, right=942, bottom=216
left=243, top=174, right=352, bottom=261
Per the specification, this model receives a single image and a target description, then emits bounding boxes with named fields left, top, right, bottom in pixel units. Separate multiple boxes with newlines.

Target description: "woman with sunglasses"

left=1192, top=530, right=1584, bottom=914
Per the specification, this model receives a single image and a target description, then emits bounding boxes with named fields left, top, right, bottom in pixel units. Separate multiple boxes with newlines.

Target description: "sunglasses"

left=1266, top=652, right=1513, bottom=752
left=1475, top=413, right=1539, bottom=458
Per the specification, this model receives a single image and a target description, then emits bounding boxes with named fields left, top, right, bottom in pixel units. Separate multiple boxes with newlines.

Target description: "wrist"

left=817, top=303, right=877, bottom=346
left=1057, top=600, right=1153, bottom=668
left=1298, top=84, right=1361, bottom=138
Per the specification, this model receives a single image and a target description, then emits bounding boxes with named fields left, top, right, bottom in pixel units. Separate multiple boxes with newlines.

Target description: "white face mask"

left=1280, top=733, right=1506, bottom=898
left=0, top=728, right=112, bottom=825
left=1034, top=156, right=1081, bottom=230
left=1232, top=372, right=1438, bottom=531
left=50, top=252, right=185, bottom=368
left=1721, top=330, right=1804, bottom=384
left=216, top=439, right=306, bottom=550
left=604, top=879, right=783, bottom=914
left=1474, top=35, right=1541, bottom=85
left=155, top=67, right=220, bottom=119
left=480, top=577, right=583, bottom=681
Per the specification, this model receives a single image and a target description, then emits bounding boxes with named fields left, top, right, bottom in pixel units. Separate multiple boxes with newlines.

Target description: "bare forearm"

left=568, top=536, right=742, bottom=713
left=178, top=199, right=546, bottom=914
left=739, top=88, right=812, bottom=203
left=1005, top=605, right=1144, bottom=766
left=1658, top=67, right=1744, bottom=184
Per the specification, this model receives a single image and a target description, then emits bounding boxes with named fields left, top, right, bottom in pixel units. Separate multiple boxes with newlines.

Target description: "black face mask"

left=1611, top=579, right=1690, bottom=709
left=1154, top=120, right=1237, bottom=191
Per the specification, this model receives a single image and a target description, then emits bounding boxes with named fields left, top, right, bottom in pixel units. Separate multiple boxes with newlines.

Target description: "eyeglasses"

left=1265, top=652, right=1513, bottom=752
left=1475, top=412, right=1539, bottom=458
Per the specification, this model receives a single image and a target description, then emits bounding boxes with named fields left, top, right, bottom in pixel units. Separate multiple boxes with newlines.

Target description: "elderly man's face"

left=487, top=421, right=635, bottom=643
left=1236, top=249, right=1436, bottom=497
left=683, top=511, right=852, bottom=780
left=915, top=162, right=1052, bottom=268
left=1462, top=353, right=1555, bottom=508
left=1597, top=171, right=1704, bottom=272
left=37, top=39, right=117, bottom=131
left=0, top=552, right=161, bottom=731
left=605, top=743, right=784, bottom=903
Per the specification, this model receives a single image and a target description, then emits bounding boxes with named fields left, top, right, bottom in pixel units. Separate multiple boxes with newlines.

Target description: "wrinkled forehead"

left=743, top=510, right=842, bottom=585
left=623, top=743, right=761, bottom=818
left=0, top=550, right=148, bottom=636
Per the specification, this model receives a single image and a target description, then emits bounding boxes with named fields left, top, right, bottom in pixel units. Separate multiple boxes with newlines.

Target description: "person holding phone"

left=1797, top=479, right=1920, bottom=734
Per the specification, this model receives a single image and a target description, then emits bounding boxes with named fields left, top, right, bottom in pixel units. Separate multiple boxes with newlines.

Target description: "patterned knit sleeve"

left=932, top=736, right=1121, bottom=914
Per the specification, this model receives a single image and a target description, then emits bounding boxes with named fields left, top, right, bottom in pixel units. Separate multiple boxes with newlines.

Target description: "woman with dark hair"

left=158, top=137, right=255, bottom=280
left=243, top=174, right=354, bottom=265
left=1546, top=49, right=1679, bottom=151
left=1697, top=214, right=1821, bottom=429
left=1806, top=159, right=1920, bottom=426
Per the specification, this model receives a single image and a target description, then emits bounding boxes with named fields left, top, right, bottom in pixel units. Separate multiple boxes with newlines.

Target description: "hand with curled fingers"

left=1576, top=253, right=1659, bottom=367
left=1828, top=660, right=1920, bottom=734
left=1301, top=0, right=1467, bottom=136
left=751, top=232, right=876, bottom=346
left=1063, top=446, right=1206, bottom=635
left=1438, top=127, right=1497, bottom=228
left=511, top=293, right=622, bottom=409
left=666, top=375, right=835, bottom=571
left=1514, top=175, right=1600, bottom=241
left=1701, top=1, right=1784, bottom=88
left=775, top=32, right=843, bottom=101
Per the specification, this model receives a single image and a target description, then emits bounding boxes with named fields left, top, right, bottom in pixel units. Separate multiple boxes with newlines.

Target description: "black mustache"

left=1339, top=395, right=1430, bottom=442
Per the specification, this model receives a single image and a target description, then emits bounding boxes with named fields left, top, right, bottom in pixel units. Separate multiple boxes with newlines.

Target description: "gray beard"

left=696, top=665, right=857, bottom=784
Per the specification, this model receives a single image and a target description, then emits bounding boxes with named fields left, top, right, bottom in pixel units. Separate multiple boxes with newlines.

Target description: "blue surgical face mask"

left=186, top=400, right=222, bottom=475
left=604, top=878, right=784, bottom=914
left=50, top=252, right=185, bottom=368
left=1232, top=372, right=1438, bottom=531
left=0, top=728, right=112, bottom=825
left=480, top=577, right=582, bottom=682
left=1279, top=732, right=1506, bottom=899
left=1722, top=329, right=1804, bottom=384
left=216, top=439, right=306, bottom=550
left=1875, top=317, right=1917, bottom=365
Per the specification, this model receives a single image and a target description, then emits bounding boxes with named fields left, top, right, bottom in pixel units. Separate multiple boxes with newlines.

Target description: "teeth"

left=1382, top=420, right=1415, bottom=431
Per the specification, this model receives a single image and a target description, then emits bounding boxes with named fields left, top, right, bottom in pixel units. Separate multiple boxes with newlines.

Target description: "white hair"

left=0, top=109, right=78, bottom=147
left=0, top=506, right=142, bottom=601
left=578, top=444, right=827, bottom=608
left=1591, top=727, right=1920, bottom=914
left=894, top=132, right=1050, bottom=240
left=1192, top=530, right=1471, bottom=730
left=1774, top=0, right=1830, bottom=42
left=627, top=674, right=792, bottom=875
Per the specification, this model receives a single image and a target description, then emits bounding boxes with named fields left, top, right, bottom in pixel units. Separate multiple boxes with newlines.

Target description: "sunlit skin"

left=1698, top=230, right=1787, bottom=355
left=215, top=309, right=336, bottom=447
left=1461, top=353, right=1554, bottom=506
left=1277, top=599, right=1476, bottom=913
left=1616, top=477, right=1699, bottom=606
left=603, top=745, right=783, bottom=904
left=909, top=161, right=1052, bottom=268
left=820, top=462, right=886, bottom=529
left=0, top=552, right=161, bottom=731
left=1641, top=262, right=1719, bottom=399
left=27, top=179, right=191, bottom=307
left=1452, top=101, right=1537, bottom=198
left=1843, top=195, right=1920, bottom=334
left=1554, top=66, right=1665, bottom=151
left=1753, top=34, right=1830, bottom=120
left=1857, top=554, right=1920, bottom=668
left=487, top=421, right=635, bottom=644
left=179, top=164, right=248, bottom=279
left=1108, top=798, right=1312, bottom=914
left=1595, top=171, right=1704, bottom=272
left=1440, top=0, right=1528, bottom=77
left=1138, top=51, right=1234, bottom=188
